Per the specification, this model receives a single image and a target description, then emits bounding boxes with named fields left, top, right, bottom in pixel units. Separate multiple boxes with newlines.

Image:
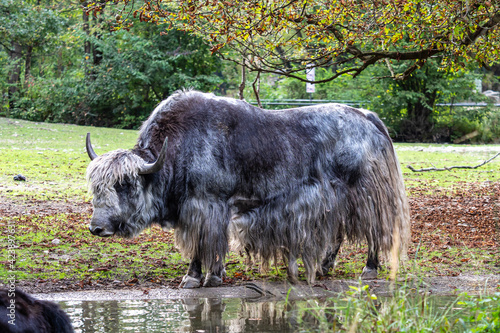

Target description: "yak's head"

left=85, top=133, right=168, bottom=238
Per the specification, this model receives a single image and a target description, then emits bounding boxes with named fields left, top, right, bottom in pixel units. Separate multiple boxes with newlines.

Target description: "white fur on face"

left=86, top=150, right=156, bottom=238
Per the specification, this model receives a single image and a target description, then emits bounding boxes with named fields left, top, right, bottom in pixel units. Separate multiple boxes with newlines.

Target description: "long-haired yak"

left=86, top=90, right=410, bottom=288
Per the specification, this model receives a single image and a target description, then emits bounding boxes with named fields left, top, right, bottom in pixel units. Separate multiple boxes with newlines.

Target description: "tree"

left=249, top=60, right=483, bottom=142
left=77, top=25, right=224, bottom=127
left=0, top=0, right=63, bottom=111
left=371, top=59, right=481, bottom=141
left=0, top=0, right=223, bottom=127
left=89, top=0, right=500, bottom=84
left=12, top=14, right=223, bottom=128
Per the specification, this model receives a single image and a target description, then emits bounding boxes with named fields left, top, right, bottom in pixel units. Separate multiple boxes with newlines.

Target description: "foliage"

left=0, top=0, right=62, bottom=46
left=295, top=285, right=500, bottom=332
left=434, top=106, right=500, bottom=143
left=371, top=59, right=485, bottom=141
left=0, top=1, right=223, bottom=128
left=30, top=26, right=221, bottom=127
left=256, top=67, right=376, bottom=102
left=458, top=293, right=500, bottom=332
left=74, top=26, right=222, bottom=128
left=91, top=0, right=500, bottom=83
left=0, top=0, right=66, bottom=112
left=248, top=60, right=497, bottom=142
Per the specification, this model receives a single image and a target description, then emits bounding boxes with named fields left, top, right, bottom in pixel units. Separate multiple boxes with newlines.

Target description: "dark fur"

left=87, top=90, right=410, bottom=286
left=0, top=288, right=74, bottom=333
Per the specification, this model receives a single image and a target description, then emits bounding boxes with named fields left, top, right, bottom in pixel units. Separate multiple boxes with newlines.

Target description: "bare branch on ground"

left=407, top=152, right=500, bottom=172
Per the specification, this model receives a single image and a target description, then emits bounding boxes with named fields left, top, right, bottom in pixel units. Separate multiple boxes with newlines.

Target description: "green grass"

left=396, top=144, right=500, bottom=196
left=1, top=213, right=185, bottom=283
left=293, top=284, right=500, bottom=332
left=0, top=117, right=137, bottom=200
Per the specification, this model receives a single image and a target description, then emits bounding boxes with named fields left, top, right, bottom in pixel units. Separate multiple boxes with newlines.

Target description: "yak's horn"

left=86, top=133, right=98, bottom=160
left=138, top=137, right=169, bottom=175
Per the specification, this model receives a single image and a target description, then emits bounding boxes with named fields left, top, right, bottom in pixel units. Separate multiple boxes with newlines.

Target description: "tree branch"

left=252, top=70, right=262, bottom=107
left=462, top=10, right=500, bottom=46
left=407, top=152, right=500, bottom=172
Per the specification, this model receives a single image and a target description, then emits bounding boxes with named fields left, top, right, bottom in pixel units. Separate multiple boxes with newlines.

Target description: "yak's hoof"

left=287, top=275, right=300, bottom=285
left=203, top=273, right=222, bottom=287
left=360, top=266, right=378, bottom=280
left=319, top=264, right=333, bottom=276
left=180, top=274, right=202, bottom=289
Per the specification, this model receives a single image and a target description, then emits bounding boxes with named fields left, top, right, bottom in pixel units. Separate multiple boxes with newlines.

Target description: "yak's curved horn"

left=86, top=133, right=98, bottom=160
left=138, top=137, right=169, bottom=175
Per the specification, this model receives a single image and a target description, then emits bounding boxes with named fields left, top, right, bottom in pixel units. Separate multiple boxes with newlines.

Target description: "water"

left=59, top=297, right=328, bottom=332
left=57, top=294, right=467, bottom=332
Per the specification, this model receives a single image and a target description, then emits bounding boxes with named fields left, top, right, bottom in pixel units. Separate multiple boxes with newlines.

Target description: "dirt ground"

left=30, top=274, right=500, bottom=302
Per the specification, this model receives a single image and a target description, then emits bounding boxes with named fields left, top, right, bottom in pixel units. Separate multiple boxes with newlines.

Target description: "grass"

left=0, top=117, right=499, bottom=287
left=0, top=117, right=137, bottom=200
left=396, top=143, right=500, bottom=196
left=2, top=213, right=184, bottom=283
left=293, top=283, right=500, bottom=332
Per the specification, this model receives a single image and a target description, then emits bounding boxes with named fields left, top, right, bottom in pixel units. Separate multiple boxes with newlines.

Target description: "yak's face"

left=85, top=133, right=168, bottom=238
left=86, top=150, right=153, bottom=238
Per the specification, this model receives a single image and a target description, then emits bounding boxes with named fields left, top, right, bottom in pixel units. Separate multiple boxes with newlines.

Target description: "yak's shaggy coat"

left=0, top=289, right=74, bottom=333
left=86, top=90, right=410, bottom=286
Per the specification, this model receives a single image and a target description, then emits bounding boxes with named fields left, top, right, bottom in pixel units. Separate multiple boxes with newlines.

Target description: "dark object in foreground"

left=0, top=288, right=74, bottom=333
left=13, top=174, right=26, bottom=181
left=85, top=90, right=410, bottom=288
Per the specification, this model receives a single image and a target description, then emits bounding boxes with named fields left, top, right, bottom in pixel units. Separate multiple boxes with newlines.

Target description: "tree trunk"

left=238, top=59, right=246, bottom=100
left=7, top=41, right=23, bottom=112
left=400, top=102, right=434, bottom=142
left=25, top=45, right=33, bottom=82
left=82, top=2, right=91, bottom=78
left=92, top=10, right=103, bottom=68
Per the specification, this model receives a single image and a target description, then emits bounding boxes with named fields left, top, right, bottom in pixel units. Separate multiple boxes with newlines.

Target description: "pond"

left=58, top=297, right=330, bottom=332
left=44, top=282, right=483, bottom=332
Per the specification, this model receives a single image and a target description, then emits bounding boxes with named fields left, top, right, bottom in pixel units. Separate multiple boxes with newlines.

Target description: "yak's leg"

left=360, top=245, right=379, bottom=280
left=180, top=257, right=204, bottom=289
left=320, top=232, right=344, bottom=276
left=319, top=244, right=341, bottom=276
left=203, top=256, right=225, bottom=287
left=244, top=247, right=253, bottom=266
left=285, top=251, right=300, bottom=284
left=178, top=197, right=230, bottom=288
left=304, top=257, right=316, bottom=285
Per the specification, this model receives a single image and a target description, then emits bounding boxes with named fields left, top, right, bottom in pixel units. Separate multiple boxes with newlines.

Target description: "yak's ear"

left=86, top=133, right=98, bottom=160
left=138, top=137, right=169, bottom=175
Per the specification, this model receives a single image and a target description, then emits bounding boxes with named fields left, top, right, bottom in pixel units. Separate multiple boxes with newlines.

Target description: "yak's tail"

left=346, top=114, right=410, bottom=264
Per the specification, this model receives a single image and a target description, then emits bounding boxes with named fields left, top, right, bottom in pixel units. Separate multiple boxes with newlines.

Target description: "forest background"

left=1, top=0, right=500, bottom=143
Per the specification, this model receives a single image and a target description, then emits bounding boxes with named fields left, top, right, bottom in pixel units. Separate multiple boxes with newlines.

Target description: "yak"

left=0, top=288, right=74, bottom=333
left=85, top=90, right=410, bottom=288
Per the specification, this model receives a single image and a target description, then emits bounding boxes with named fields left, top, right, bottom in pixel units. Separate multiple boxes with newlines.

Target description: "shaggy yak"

left=0, top=288, right=74, bottom=333
left=86, top=90, right=410, bottom=288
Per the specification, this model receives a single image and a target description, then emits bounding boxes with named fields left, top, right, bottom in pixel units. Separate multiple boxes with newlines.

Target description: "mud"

left=33, top=274, right=500, bottom=302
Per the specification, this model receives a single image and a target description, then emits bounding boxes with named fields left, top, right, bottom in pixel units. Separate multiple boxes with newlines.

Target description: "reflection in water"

left=59, top=297, right=335, bottom=332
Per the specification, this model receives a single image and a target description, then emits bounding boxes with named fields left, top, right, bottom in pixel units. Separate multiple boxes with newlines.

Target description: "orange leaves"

left=210, top=43, right=225, bottom=54
left=410, top=182, right=500, bottom=250
left=86, top=0, right=500, bottom=82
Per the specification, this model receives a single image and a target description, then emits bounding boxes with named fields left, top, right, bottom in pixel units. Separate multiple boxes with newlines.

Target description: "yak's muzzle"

left=89, top=225, right=113, bottom=237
